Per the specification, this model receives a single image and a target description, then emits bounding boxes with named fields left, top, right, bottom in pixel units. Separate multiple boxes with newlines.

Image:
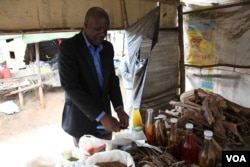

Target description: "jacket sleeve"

left=103, top=43, right=124, bottom=111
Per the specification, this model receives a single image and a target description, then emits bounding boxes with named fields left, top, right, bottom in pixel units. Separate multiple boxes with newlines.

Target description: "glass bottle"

left=132, top=108, right=143, bottom=128
left=154, top=114, right=168, bottom=146
left=198, top=130, right=217, bottom=167
left=181, top=123, right=197, bottom=164
left=167, top=117, right=181, bottom=160
left=144, top=108, right=155, bottom=145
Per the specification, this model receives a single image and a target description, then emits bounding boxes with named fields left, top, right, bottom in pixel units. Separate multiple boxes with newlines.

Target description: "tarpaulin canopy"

left=125, top=6, right=160, bottom=109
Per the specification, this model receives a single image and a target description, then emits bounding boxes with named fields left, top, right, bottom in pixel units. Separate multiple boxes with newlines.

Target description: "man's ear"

left=84, top=21, right=88, bottom=28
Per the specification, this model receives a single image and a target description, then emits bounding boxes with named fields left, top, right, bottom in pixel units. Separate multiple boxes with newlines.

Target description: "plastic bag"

left=56, top=147, right=81, bottom=166
left=79, top=135, right=115, bottom=156
left=85, top=150, right=135, bottom=167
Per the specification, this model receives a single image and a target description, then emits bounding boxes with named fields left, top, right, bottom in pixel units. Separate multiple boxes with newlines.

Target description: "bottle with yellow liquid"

left=132, top=108, right=143, bottom=128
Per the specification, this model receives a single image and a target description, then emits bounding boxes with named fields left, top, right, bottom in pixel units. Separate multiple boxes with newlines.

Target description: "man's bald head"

left=83, top=7, right=110, bottom=46
left=84, top=7, right=110, bottom=25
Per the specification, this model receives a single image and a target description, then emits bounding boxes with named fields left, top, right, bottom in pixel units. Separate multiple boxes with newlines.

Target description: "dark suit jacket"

left=58, top=31, right=123, bottom=138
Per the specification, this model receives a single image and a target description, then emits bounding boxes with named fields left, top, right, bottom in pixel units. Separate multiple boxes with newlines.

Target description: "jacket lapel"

left=77, top=33, right=100, bottom=87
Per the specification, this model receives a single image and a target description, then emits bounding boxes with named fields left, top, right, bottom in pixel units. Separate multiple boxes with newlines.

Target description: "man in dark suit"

left=58, top=7, right=129, bottom=147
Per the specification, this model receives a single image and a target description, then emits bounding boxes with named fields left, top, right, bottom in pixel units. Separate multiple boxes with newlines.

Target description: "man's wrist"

left=115, top=106, right=123, bottom=112
left=95, top=111, right=106, bottom=122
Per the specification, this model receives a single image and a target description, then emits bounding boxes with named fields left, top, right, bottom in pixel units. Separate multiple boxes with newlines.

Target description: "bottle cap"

left=161, top=115, right=167, bottom=120
left=146, top=108, right=154, bottom=112
left=158, top=114, right=166, bottom=119
left=154, top=114, right=163, bottom=120
left=154, top=116, right=159, bottom=120
left=185, top=123, right=193, bottom=129
left=133, top=126, right=143, bottom=132
left=204, top=130, right=213, bottom=137
left=170, top=118, right=178, bottom=123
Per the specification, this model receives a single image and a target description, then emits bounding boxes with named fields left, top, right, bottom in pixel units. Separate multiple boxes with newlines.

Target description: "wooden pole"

left=18, top=87, right=24, bottom=108
left=35, top=43, right=45, bottom=108
left=120, top=0, right=129, bottom=28
left=4, top=83, right=42, bottom=96
left=120, top=0, right=128, bottom=56
left=183, top=1, right=250, bottom=15
left=178, top=4, right=185, bottom=94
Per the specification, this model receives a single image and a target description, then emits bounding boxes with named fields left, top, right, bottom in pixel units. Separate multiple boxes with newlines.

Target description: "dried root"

left=169, top=88, right=250, bottom=159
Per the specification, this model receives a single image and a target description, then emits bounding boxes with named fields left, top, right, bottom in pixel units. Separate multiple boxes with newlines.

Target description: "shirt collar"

left=82, top=31, right=103, bottom=52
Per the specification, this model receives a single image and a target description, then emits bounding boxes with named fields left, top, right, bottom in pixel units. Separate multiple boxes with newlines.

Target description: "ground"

left=0, top=87, right=74, bottom=166
left=0, top=79, right=127, bottom=166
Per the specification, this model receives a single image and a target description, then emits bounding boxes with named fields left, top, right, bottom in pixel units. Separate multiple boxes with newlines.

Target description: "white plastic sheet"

left=0, top=100, right=20, bottom=114
left=85, top=150, right=135, bottom=167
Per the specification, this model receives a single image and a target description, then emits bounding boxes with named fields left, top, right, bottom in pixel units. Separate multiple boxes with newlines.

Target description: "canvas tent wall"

left=183, top=1, right=250, bottom=108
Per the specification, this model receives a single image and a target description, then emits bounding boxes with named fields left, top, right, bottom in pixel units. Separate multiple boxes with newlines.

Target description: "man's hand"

left=100, top=114, right=121, bottom=132
left=116, top=108, right=129, bottom=129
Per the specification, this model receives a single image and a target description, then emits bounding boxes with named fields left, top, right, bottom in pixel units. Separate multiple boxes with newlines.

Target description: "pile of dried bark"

left=163, top=88, right=250, bottom=162
left=127, top=146, right=192, bottom=167
left=126, top=88, right=250, bottom=166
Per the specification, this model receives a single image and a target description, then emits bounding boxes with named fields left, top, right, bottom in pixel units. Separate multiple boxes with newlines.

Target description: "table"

left=0, top=76, right=44, bottom=108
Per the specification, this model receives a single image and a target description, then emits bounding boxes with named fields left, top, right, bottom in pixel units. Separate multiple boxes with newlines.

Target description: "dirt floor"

left=0, top=80, right=127, bottom=166
left=0, top=86, right=74, bottom=166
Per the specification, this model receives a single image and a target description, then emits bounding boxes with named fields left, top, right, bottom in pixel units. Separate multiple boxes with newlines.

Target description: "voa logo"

left=226, top=155, right=247, bottom=163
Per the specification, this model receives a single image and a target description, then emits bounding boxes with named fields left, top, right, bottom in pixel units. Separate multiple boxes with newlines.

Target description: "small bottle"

left=181, top=123, right=197, bottom=164
left=144, top=108, right=155, bottom=145
left=132, top=108, right=143, bottom=128
left=198, top=130, right=217, bottom=167
left=167, top=117, right=180, bottom=160
left=154, top=114, right=168, bottom=146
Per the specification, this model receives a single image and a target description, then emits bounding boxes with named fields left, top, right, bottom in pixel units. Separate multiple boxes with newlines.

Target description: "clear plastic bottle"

left=167, top=117, right=180, bottom=160
left=198, top=130, right=217, bottom=167
left=144, top=108, right=155, bottom=145
left=181, top=123, right=197, bottom=164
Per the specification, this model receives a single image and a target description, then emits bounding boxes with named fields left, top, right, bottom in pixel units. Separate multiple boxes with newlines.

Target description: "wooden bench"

left=0, top=70, right=45, bottom=108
